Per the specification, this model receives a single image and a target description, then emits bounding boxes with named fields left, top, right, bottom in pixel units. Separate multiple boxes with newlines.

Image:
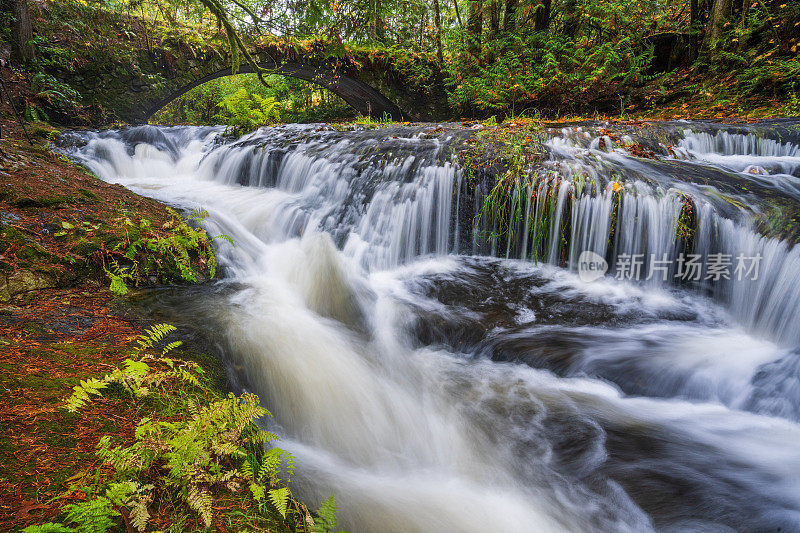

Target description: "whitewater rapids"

left=61, top=122, right=800, bottom=532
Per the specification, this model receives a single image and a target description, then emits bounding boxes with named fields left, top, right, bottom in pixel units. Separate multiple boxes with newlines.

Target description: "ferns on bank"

left=33, top=324, right=341, bottom=532
left=95, top=207, right=222, bottom=297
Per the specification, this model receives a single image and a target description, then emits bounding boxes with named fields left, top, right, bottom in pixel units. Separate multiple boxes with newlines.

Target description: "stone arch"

left=50, top=34, right=449, bottom=125
left=145, top=61, right=406, bottom=123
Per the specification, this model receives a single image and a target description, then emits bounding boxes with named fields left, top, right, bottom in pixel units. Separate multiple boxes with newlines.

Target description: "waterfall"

left=476, top=125, right=800, bottom=346
left=674, top=129, right=800, bottom=176
left=60, top=122, right=800, bottom=533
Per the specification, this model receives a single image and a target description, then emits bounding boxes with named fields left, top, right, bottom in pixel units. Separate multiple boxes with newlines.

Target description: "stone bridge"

left=55, top=34, right=450, bottom=124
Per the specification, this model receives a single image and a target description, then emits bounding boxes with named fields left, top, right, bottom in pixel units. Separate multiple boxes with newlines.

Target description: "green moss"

left=0, top=224, right=27, bottom=244
left=78, top=189, right=102, bottom=203
left=11, top=195, right=74, bottom=208
left=49, top=343, right=107, bottom=358
left=8, top=369, right=79, bottom=393
left=38, top=418, right=80, bottom=448
left=17, top=243, right=52, bottom=263
left=676, top=192, right=696, bottom=244
left=754, top=199, right=800, bottom=243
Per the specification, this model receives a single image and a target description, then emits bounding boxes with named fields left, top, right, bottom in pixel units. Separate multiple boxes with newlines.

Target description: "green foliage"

left=22, top=524, right=76, bottom=533
left=24, top=104, right=50, bottom=123
left=64, top=376, right=110, bottom=412
left=94, top=392, right=269, bottom=528
left=23, top=0, right=800, bottom=125
left=91, top=207, right=219, bottom=297
left=676, top=192, right=696, bottom=242
left=447, top=26, right=655, bottom=115
left=785, top=84, right=800, bottom=117
left=268, top=486, right=290, bottom=518
left=31, top=72, right=82, bottom=108
left=354, top=111, right=394, bottom=127
left=215, top=88, right=281, bottom=134
left=62, top=495, right=119, bottom=533
left=699, top=0, right=800, bottom=102
left=65, top=323, right=189, bottom=411
left=312, top=495, right=339, bottom=533
left=32, top=324, right=339, bottom=532
left=155, top=74, right=259, bottom=125
left=158, top=72, right=356, bottom=131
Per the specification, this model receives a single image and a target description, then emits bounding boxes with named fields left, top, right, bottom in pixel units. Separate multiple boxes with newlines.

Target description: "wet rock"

left=0, top=270, right=59, bottom=302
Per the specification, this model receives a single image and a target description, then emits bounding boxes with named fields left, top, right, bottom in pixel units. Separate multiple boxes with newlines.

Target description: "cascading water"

left=484, top=123, right=800, bottom=347
left=60, top=121, right=800, bottom=532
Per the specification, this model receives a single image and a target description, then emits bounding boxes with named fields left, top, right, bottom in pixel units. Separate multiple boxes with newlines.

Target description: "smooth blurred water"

left=61, top=122, right=800, bottom=532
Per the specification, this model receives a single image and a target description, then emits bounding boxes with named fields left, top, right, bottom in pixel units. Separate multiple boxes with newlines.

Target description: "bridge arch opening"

left=151, top=73, right=364, bottom=125
left=147, top=62, right=406, bottom=125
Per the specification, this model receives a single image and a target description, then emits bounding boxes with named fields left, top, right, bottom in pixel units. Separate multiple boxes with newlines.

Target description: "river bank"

left=0, top=96, right=324, bottom=530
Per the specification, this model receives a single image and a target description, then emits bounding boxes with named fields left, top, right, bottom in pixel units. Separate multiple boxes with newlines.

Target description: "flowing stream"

left=61, top=121, right=800, bottom=532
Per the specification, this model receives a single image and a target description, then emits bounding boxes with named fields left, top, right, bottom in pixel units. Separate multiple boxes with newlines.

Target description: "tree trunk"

left=704, top=0, right=733, bottom=52
left=503, top=0, right=518, bottom=33
left=467, top=0, right=483, bottom=57
left=489, top=0, right=501, bottom=37
left=371, top=0, right=386, bottom=42
left=2, top=0, right=35, bottom=64
left=419, top=9, right=427, bottom=48
left=563, top=0, right=579, bottom=37
left=690, top=0, right=699, bottom=61
left=534, top=0, right=551, bottom=32
left=433, top=0, right=444, bottom=62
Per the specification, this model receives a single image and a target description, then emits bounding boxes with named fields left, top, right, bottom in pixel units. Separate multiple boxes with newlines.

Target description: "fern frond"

left=65, top=378, right=110, bottom=413
left=187, top=486, right=213, bottom=527
left=249, top=482, right=265, bottom=502
left=177, top=367, right=201, bottom=387
left=268, top=487, right=290, bottom=518
left=257, top=448, right=283, bottom=481
left=161, top=340, right=183, bottom=356
left=212, top=233, right=235, bottom=246
left=312, top=494, right=338, bottom=533
left=21, top=524, right=76, bottom=533
left=263, top=431, right=280, bottom=443
left=188, top=207, right=210, bottom=222
left=242, top=460, right=255, bottom=481
left=127, top=485, right=153, bottom=533
left=136, top=323, right=177, bottom=352
left=64, top=497, right=119, bottom=533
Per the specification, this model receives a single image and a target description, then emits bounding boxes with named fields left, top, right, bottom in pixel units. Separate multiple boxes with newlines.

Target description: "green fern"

left=40, top=325, right=314, bottom=532
left=103, top=208, right=223, bottom=297
left=187, top=486, right=214, bottom=527
left=136, top=323, right=178, bottom=352
left=22, top=524, right=76, bottom=533
left=268, top=487, right=290, bottom=518
left=63, top=497, right=119, bottom=533
left=249, top=481, right=266, bottom=502
left=188, top=207, right=211, bottom=222
left=65, top=378, right=109, bottom=413
left=312, top=494, right=339, bottom=533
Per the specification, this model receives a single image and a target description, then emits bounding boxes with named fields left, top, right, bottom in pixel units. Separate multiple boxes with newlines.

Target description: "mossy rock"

left=0, top=270, right=59, bottom=302
left=10, top=195, right=75, bottom=208
left=0, top=224, right=27, bottom=244
left=70, top=237, right=102, bottom=258
left=78, top=189, right=102, bottom=203
left=17, top=242, right=53, bottom=263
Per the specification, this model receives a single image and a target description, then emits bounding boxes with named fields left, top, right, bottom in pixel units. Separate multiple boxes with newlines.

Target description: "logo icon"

left=578, top=251, right=608, bottom=282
